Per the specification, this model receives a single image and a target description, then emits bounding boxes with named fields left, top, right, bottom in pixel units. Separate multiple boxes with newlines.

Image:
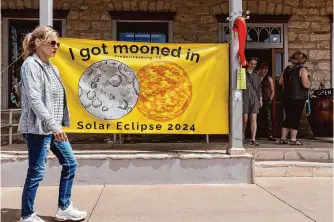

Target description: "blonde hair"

left=22, top=26, right=58, bottom=59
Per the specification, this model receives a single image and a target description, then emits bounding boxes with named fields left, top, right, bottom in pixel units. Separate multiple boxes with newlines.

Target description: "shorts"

left=243, top=98, right=260, bottom=114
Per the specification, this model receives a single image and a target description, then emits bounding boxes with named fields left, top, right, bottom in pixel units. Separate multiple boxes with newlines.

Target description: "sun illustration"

left=136, top=61, right=192, bottom=122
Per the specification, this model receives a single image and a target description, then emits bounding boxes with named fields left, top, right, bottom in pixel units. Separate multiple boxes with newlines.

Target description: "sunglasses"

left=48, top=40, right=60, bottom=48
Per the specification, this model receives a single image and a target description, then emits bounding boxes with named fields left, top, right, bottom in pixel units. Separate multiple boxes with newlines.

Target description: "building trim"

left=215, top=14, right=292, bottom=24
left=108, top=11, right=176, bottom=21
left=1, top=9, right=69, bottom=19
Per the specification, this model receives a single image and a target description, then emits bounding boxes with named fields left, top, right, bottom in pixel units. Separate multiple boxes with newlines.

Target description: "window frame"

left=109, top=11, right=175, bottom=43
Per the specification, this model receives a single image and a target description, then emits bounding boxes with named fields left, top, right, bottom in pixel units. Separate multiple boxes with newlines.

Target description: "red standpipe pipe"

left=232, top=16, right=247, bottom=67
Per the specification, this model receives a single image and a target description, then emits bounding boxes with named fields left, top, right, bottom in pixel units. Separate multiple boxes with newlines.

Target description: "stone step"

left=255, top=161, right=333, bottom=177
left=1, top=152, right=254, bottom=186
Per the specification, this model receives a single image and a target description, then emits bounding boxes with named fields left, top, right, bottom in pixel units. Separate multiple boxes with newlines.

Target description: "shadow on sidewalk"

left=1, top=208, right=56, bottom=222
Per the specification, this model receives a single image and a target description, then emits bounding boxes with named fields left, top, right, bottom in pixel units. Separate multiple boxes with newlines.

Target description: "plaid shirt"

left=43, top=62, right=65, bottom=125
left=243, top=70, right=262, bottom=100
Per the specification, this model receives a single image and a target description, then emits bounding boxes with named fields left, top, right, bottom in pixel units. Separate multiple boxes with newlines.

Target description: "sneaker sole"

left=55, top=215, right=86, bottom=221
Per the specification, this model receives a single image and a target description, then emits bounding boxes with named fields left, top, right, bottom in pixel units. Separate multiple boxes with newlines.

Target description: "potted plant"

left=307, top=81, right=333, bottom=137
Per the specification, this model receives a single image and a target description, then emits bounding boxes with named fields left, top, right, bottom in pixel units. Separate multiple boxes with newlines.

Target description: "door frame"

left=271, top=48, right=284, bottom=137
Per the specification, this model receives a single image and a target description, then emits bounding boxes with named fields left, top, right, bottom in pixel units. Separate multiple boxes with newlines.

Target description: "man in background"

left=243, top=57, right=262, bottom=146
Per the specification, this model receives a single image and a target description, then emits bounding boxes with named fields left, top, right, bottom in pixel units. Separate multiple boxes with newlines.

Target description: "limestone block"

left=309, top=50, right=330, bottom=59
left=176, top=14, right=195, bottom=22
left=310, top=34, right=331, bottom=41
left=305, top=15, right=329, bottom=22
left=289, top=43, right=316, bottom=49
left=312, top=167, right=334, bottom=177
left=163, top=3, right=170, bottom=11
left=289, top=22, right=310, bottom=29
left=247, top=1, right=258, bottom=13
left=309, top=9, right=319, bottom=15
left=1, top=1, right=8, bottom=9
left=285, top=167, right=313, bottom=177
left=288, top=32, right=298, bottom=41
left=101, top=12, right=111, bottom=21
left=275, top=4, right=283, bottom=14
left=131, top=1, right=138, bottom=11
left=296, top=9, right=309, bottom=15
left=16, top=0, right=24, bottom=9
left=299, top=152, right=329, bottom=161
left=24, top=0, right=31, bottom=8
left=80, top=32, right=101, bottom=40
left=220, top=3, right=229, bottom=14
left=148, top=2, right=156, bottom=11
left=282, top=6, right=291, bottom=14
left=258, top=1, right=267, bottom=14
left=157, top=1, right=164, bottom=11
left=79, top=12, right=90, bottom=21
left=92, top=21, right=111, bottom=31
left=123, top=1, right=131, bottom=11
left=303, top=0, right=326, bottom=7
left=69, top=11, right=79, bottom=20
left=102, top=33, right=112, bottom=40
left=107, top=3, right=114, bottom=10
left=317, top=62, right=331, bottom=70
left=266, top=2, right=275, bottom=14
left=284, top=152, right=301, bottom=160
left=32, top=0, right=38, bottom=9
left=284, top=0, right=299, bottom=6
left=299, top=34, right=310, bottom=41
left=114, top=2, right=122, bottom=11
left=201, top=16, right=214, bottom=23
left=8, top=1, right=16, bottom=9
left=212, top=5, right=222, bottom=14
left=254, top=166, right=287, bottom=177
left=254, top=151, right=284, bottom=160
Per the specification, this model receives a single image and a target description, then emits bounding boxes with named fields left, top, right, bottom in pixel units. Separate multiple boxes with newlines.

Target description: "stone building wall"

left=1, top=0, right=333, bottom=141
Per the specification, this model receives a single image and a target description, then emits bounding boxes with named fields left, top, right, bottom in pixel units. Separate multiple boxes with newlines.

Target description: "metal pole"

left=40, top=0, right=53, bottom=26
left=227, top=0, right=246, bottom=155
left=206, top=134, right=209, bottom=143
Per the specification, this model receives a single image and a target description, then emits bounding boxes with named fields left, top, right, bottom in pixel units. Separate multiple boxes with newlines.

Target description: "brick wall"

left=1, top=0, right=333, bottom=141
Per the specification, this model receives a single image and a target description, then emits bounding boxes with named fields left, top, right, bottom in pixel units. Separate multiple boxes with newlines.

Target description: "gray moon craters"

left=78, top=59, right=139, bottom=120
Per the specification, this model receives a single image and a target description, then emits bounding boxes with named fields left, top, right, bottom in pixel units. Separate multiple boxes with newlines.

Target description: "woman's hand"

left=54, top=128, right=68, bottom=142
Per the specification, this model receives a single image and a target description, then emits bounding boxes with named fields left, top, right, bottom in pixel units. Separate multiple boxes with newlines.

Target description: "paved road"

left=1, top=178, right=333, bottom=222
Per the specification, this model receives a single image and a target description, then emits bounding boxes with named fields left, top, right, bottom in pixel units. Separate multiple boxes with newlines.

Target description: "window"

left=117, top=21, right=169, bottom=43
left=109, top=11, right=175, bottom=43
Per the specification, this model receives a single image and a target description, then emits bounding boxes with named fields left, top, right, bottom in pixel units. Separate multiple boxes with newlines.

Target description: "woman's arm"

left=300, top=67, right=310, bottom=88
left=278, top=70, right=284, bottom=85
left=268, top=76, right=275, bottom=100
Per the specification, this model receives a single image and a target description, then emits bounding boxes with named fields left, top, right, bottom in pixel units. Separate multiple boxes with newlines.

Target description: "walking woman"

left=278, top=51, right=310, bottom=145
left=18, top=26, right=86, bottom=222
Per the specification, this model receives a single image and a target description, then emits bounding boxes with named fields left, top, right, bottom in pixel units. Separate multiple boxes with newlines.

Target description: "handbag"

left=306, top=90, right=311, bottom=116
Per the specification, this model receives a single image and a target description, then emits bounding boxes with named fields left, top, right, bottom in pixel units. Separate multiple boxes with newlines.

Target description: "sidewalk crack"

left=256, top=184, right=316, bottom=222
left=88, top=185, right=106, bottom=222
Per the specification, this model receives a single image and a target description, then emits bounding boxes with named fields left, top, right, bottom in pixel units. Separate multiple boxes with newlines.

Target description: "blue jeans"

left=21, top=134, right=78, bottom=218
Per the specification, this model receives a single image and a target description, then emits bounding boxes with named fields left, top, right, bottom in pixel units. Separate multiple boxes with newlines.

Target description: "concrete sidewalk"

left=1, top=178, right=333, bottom=222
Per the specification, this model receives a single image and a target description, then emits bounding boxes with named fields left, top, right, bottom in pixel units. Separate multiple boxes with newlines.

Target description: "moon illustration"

left=78, top=59, right=139, bottom=120
left=136, top=61, right=192, bottom=122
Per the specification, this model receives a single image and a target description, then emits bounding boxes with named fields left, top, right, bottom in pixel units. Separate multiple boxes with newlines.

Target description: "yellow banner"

left=51, top=38, right=229, bottom=134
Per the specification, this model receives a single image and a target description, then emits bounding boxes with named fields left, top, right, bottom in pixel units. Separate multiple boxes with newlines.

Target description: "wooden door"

left=271, top=48, right=284, bottom=137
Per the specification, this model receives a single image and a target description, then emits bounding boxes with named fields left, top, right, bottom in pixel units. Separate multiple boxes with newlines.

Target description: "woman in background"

left=278, top=51, right=310, bottom=145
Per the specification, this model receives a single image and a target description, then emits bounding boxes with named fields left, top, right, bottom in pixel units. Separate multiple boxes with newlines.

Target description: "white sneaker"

left=20, top=213, right=46, bottom=222
left=55, top=202, right=87, bottom=221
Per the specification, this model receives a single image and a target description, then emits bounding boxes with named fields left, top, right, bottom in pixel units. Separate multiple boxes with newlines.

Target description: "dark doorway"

left=244, top=48, right=284, bottom=139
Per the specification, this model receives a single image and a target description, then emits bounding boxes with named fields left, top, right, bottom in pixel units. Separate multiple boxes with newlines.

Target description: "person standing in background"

left=259, top=63, right=276, bottom=142
left=243, top=57, right=262, bottom=146
left=278, top=51, right=310, bottom=145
